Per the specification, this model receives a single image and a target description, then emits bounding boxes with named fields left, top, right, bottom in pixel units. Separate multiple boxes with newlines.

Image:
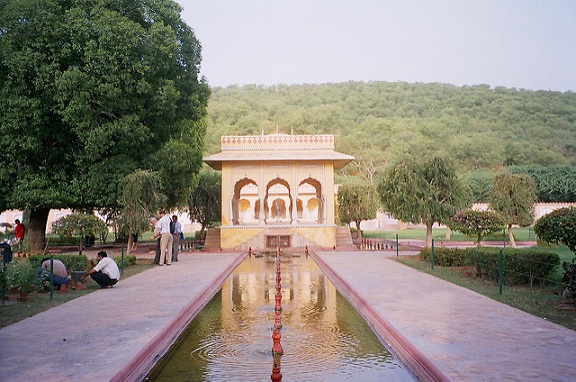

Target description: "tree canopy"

left=377, top=156, right=472, bottom=247
left=188, top=170, right=221, bottom=238
left=204, top=82, right=576, bottom=177
left=337, top=182, right=378, bottom=239
left=0, top=0, right=210, bottom=251
left=534, top=207, right=576, bottom=254
left=448, top=209, right=505, bottom=247
left=488, top=173, right=537, bottom=247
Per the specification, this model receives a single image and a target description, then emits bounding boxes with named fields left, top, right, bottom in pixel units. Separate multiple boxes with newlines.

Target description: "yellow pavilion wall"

left=220, top=225, right=337, bottom=250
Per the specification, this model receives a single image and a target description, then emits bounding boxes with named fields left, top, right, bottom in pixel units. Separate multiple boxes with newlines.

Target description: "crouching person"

left=37, top=257, right=69, bottom=288
left=81, top=251, right=120, bottom=289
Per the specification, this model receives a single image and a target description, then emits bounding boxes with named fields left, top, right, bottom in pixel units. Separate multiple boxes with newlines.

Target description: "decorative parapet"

left=220, top=134, right=335, bottom=151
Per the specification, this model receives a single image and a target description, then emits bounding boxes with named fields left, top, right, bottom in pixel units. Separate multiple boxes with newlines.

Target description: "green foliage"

left=188, top=170, right=222, bottom=233
left=51, top=213, right=108, bottom=254
left=419, top=247, right=468, bottom=266
left=460, top=171, right=494, bottom=202
left=0, top=0, right=209, bottom=250
left=5, top=260, right=37, bottom=293
left=204, top=82, right=576, bottom=173
left=119, top=170, right=165, bottom=238
left=448, top=209, right=506, bottom=246
left=534, top=207, right=576, bottom=298
left=28, top=254, right=89, bottom=272
left=509, top=165, right=576, bottom=203
left=114, top=254, right=137, bottom=268
left=534, top=207, right=576, bottom=253
left=561, top=258, right=576, bottom=301
left=377, top=155, right=471, bottom=246
left=489, top=173, right=537, bottom=227
left=337, top=182, right=378, bottom=238
left=465, top=247, right=561, bottom=287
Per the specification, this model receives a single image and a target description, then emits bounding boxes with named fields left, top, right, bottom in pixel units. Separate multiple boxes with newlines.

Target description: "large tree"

left=337, top=182, right=378, bottom=240
left=488, top=173, right=537, bottom=248
left=377, top=156, right=472, bottom=247
left=0, top=0, right=210, bottom=251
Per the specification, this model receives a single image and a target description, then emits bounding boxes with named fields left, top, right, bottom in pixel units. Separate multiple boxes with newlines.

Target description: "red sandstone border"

left=110, top=253, right=247, bottom=382
left=311, top=252, right=450, bottom=382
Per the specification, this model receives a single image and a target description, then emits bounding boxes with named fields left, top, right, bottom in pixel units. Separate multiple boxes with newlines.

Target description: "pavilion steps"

left=335, top=226, right=356, bottom=250
left=203, top=228, right=221, bottom=250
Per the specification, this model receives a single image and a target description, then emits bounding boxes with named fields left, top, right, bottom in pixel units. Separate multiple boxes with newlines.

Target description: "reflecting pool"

left=145, top=254, right=417, bottom=381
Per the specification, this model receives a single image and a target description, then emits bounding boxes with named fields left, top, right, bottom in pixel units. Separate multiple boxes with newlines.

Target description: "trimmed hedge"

left=466, top=247, right=560, bottom=286
left=419, top=247, right=468, bottom=267
left=28, top=254, right=90, bottom=272
left=419, top=246, right=561, bottom=286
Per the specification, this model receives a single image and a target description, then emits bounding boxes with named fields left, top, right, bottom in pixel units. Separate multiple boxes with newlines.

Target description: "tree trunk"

left=27, top=208, right=50, bottom=254
left=126, top=229, right=133, bottom=255
left=445, top=226, right=451, bottom=240
left=355, top=220, right=363, bottom=240
left=508, top=224, right=516, bottom=248
left=426, top=222, right=433, bottom=248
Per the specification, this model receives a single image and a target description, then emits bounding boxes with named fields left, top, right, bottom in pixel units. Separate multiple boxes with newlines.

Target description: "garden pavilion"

left=203, top=133, right=353, bottom=250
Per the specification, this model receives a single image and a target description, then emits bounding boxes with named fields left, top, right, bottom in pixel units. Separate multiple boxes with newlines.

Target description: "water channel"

left=145, top=253, right=417, bottom=381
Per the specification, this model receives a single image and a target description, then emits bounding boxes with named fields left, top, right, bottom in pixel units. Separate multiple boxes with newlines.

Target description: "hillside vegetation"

left=204, top=81, right=576, bottom=179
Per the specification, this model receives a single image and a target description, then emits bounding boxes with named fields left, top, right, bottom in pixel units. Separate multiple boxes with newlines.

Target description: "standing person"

left=36, top=257, right=69, bottom=288
left=150, top=218, right=161, bottom=264
left=131, top=232, right=139, bottom=251
left=171, top=215, right=182, bottom=262
left=81, top=251, right=120, bottom=288
left=12, top=219, right=25, bottom=255
left=155, top=211, right=172, bottom=266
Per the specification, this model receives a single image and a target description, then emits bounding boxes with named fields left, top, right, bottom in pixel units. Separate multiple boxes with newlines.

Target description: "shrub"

left=465, top=247, right=560, bottom=287
left=419, top=247, right=468, bottom=266
left=114, top=254, right=136, bottom=268
left=28, top=254, right=90, bottom=272
left=5, top=260, right=37, bottom=293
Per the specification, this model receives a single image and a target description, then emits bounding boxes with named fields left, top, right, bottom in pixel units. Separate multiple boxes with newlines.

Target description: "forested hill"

left=204, top=81, right=576, bottom=176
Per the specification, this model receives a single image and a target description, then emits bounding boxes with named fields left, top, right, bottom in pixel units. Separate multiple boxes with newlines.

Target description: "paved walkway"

left=0, top=251, right=244, bottom=382
left=0, top=249, right=575, bottom=381
left=314, top=251, right=576, bottom=382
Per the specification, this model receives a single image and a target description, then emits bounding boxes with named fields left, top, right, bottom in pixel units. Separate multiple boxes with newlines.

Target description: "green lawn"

left=396, top=245, right=576, bottom=332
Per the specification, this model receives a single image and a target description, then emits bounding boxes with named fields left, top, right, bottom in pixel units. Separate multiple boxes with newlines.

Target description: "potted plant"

left=7, top=260, right=37, bottom=301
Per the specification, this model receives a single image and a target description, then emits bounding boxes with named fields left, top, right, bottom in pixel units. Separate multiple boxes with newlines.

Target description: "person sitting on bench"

left=81, top=251, right=120, bottom=289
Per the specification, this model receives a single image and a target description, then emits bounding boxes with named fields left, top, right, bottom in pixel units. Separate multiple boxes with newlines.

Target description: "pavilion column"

left=318, top=195, right=325, bottom=224
left=291, top=191, right=298, bottom=225
left=231, top=196, right=239, bottom=225
left=258, top=194, right=266, bottom=225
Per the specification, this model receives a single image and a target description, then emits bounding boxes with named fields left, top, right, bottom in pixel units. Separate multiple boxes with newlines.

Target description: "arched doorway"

left=265, top=178, right=291, bottom=223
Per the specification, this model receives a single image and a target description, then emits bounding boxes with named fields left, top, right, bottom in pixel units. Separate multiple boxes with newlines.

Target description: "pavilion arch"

left=298, top=177, right=323, bottom=223
left=265, top=178, right=292, bottom=223
left=232, top=178, right=259, bottom=225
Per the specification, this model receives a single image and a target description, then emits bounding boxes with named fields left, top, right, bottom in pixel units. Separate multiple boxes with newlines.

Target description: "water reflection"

left=146, top=254, right=416, bottom=381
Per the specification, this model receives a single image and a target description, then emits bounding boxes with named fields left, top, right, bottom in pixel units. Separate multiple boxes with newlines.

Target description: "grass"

left=396, top=246, right=576, bottom=332
left=0, top=261, right=154, bottom=329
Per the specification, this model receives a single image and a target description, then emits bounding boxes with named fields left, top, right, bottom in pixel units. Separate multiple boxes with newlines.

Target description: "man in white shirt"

left=154, top=210, right=172, bottom=266
left=81, top=251, right=120, bottom=288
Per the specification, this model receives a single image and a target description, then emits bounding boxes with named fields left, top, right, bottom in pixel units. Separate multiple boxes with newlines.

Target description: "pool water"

left=145, top=254, right=416, bottom=381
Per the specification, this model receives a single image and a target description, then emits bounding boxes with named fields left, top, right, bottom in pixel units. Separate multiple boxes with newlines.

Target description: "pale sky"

left=179, top=0, right=576, bottom=92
